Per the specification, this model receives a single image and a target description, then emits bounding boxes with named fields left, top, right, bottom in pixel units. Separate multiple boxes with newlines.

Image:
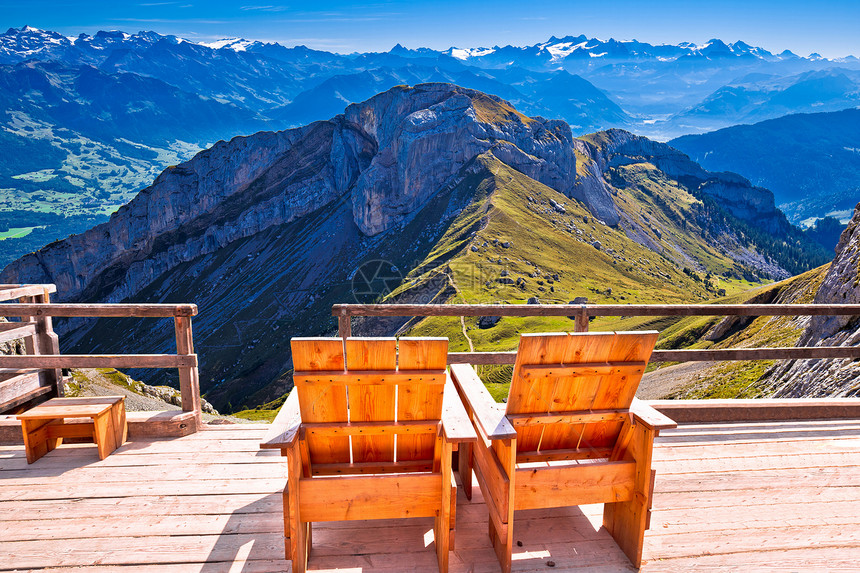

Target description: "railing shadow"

left=200, top=492, right=288, bottom=573
left=199, top=477, right=639, bottom=572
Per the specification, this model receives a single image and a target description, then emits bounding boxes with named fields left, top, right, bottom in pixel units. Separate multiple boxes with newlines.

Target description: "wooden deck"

left=1, top=419, right=858, bottom=572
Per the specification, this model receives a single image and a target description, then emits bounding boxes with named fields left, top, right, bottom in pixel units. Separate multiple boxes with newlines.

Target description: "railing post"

left=338, top=308, right=352, bottom=339
left=575, top=305, right=589, bottom=333
left=35, top=289, right=62, bottom=397
left=18, top=293, right=63, bottom=398
left=174, top=316, right=201, bottom=428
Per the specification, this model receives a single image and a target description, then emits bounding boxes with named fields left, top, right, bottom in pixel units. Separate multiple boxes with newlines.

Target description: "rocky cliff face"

left=761, top=203, right=860, bottom=397
left=343, top=86, right=577, bottom=235
left=3, top=84, right=579, bottom=299
left=0, top=83, right=827, bottom=410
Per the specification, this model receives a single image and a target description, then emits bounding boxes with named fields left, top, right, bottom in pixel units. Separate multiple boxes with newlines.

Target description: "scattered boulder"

left=478, top=316, right=501, bottom=329
left=572, top=297, right=588, bottom=304
left=497, top=277, right=515, bottom=285
left=527, top=297, right=540, bottom=304
left=552, top=273, right=560, bottom=281
left=591, top=240, right=602, bottom=250
left=549, top=199, right=566, bottom=214
left=500, top=269, right=509, bottom=277
left=470, top=245, right=479, bottom=252
left=502, top=241, right=511, bottom=248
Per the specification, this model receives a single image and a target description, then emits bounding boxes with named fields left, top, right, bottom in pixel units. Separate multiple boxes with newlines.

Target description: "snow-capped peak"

left=202, top=38, right=256, bottom=52
left=447, top=46, right=496, bottom=60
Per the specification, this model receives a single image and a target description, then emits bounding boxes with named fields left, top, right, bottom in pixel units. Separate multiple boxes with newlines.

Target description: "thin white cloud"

left=111, top=17, right=232, bottom=24
left=240, top=5, right=288, bottom=12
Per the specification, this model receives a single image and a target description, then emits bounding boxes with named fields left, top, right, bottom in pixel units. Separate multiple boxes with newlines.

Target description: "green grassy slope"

left=394, top=153, right=757, bottom=348
left=651, top=265, right=828, bottom=398
left=384, top=153, right=828, bottom=401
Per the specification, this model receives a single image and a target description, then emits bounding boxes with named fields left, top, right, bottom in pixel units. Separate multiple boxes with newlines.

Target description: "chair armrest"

left=449, top=363, right=517, bottom=441
left=441, top=376, right=477, bottom=444
left=260, top=391, right=302, bottom=449
left=631, top=397, right=677, bottom=432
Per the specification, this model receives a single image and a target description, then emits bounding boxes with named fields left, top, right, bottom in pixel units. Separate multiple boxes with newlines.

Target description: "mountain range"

left=0, top=84, right=829, bottom=411
left=671, top=108, right=860, bottom=227
left=0, top=25, right=856, bottom=264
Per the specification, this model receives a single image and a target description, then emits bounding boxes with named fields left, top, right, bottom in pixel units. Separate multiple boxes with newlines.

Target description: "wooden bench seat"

left=17, top=396, right=127, bottom=463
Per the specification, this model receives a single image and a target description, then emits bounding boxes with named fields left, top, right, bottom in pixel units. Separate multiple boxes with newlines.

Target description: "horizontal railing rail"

left=332, top=303, right=860, bottom=364
left=0, top=354, right=198, bottom=369
left=0, top=284, right=57, bottom=302
left=0, top=303, right=197, bottom=317
left=0, top=286, right=201, bottom=427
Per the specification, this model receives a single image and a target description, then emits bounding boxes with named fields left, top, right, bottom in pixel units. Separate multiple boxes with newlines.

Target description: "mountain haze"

left=670, top=108, right=860, bottom=227
left=1, top=25, right=859, bottom=262
left=1, top=84, right=829, bottom=410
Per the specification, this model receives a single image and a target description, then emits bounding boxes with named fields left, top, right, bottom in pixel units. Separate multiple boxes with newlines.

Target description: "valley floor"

left=1, top=420, right=858, bottom=571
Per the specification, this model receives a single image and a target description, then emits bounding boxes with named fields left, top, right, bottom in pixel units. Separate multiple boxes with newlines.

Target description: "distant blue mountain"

left=270, top=65, right=629, bottom=134
left=662, top=68, right=860, bottom=135
left=1, top=25, right=859, bottom=260
left=670, top=108, right=860, bottom=226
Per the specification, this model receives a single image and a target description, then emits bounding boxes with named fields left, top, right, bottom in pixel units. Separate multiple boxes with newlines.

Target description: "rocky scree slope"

left=0, top=84, right=829, bottom=410
left=759, top=203, right=860, bottom=397
left=640, top=204, right=860, bottom=400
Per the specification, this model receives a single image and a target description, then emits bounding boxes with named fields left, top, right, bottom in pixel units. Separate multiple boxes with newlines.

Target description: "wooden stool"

left=17, top=396, right=127, bottom=464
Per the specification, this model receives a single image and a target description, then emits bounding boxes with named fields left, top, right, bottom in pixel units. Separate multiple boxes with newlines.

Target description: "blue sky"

left=2, top=0, right=858, bottom=57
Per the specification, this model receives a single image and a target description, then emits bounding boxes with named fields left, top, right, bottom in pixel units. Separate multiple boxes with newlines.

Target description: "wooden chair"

left=261, top=336, right=476, bottom=573
left=450, top=331, right=676, bottom=572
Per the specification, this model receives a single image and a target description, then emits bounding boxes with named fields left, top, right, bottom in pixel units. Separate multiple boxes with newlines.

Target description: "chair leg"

left=604, top=495, right=648, bottom=568
left=604, top=422, right=655, bottom=568
left=449, top=470, right=457, bottom=550
left=287, top=443, right=311, bottom=572
left=435, top=439, right=453, bottom=572
left=488, top=517, right=512, bottom=573
left=458, top=442, right=473, bottom=500
left=282, top=485, right=291, bottom=560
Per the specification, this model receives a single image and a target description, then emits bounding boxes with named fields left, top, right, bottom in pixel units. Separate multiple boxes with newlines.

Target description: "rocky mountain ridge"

left=3, top=84, right=813, bottom=302
left=0, top=84, right=831, bottom=410
left=1, top=25, right=858, bottom=268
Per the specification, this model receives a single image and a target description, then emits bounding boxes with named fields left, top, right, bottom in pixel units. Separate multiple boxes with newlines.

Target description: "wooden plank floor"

left=1, top=419, right=858, bottom=572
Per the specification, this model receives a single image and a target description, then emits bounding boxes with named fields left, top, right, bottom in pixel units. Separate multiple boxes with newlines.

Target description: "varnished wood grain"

left=346, top=337, right=397, bottom=463
left=291, top=338, right=349, bottom=464
left=398, top=338, right=447, bottom=462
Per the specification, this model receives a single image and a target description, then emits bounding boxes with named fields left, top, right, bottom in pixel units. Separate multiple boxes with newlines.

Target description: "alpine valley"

left=1, top=84, right=832, bottom=411
left=1, top=26, right=860, bottom=265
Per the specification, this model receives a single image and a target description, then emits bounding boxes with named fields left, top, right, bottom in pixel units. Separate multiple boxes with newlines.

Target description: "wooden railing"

left=0, top=284, right=201, bottom=426
left=332, top=303, right=860, bottom=365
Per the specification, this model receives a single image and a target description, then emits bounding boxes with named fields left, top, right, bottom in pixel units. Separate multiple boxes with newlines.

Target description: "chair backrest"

left=290, top=337, right=448, bottom=467
left=505, top=331, right=658, bottom=454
